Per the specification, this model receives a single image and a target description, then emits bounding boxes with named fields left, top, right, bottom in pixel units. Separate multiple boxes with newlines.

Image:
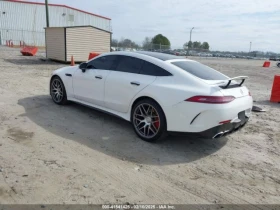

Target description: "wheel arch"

left=49, top=74, right=67, bottom=96
left=130, top=96, right=167, bottom=125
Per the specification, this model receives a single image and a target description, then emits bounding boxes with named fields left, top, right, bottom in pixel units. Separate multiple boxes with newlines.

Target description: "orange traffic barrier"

left=88, top=52, right=100, bottom=60
left=263, top=61, right=270, bottom=67
left=71, top=56, right=75, bottom=66
left=270, top=75, right=280, bottom=103
left=20, top=47, right=38, bottom=56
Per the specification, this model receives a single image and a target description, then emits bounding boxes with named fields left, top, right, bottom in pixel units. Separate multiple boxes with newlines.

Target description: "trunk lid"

left=203, top=76, right=250, bottom=98
left=219, top=86, right=249, bottom=98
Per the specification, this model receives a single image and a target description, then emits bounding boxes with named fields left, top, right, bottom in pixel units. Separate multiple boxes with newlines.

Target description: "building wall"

left=0, top=1, right=111, bottom=46
left=66, top=27, right=110, bottom=62
left=45, top=28, right=65, bottom=61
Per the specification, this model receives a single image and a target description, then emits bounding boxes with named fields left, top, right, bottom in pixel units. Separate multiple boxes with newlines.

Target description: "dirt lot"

left=0, top=46, right=279, bottom=205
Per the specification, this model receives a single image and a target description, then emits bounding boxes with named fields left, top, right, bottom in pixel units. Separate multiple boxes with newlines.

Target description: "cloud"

left=32, top=0, right=280, bottom=51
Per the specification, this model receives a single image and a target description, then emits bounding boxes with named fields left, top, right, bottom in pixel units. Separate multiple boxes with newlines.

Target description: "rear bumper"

left=198, top=117, right=249, bottom=138
left=169, top=117, right=249, bottom=139
left=164, top=95, right=253, bottom=132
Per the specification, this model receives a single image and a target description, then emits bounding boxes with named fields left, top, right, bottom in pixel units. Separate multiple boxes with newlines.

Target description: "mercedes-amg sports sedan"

left=50, top=51, right=252, bottom=142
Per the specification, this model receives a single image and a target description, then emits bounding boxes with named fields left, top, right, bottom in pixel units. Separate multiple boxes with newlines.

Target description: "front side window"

left=87, top=55, right=118, bottom=70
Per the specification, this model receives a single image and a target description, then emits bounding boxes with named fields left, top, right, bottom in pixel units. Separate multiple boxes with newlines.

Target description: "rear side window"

left=115, top=56, right=144, bottom=73
left=88, top=55, right=118, bottom=70
left=140, top=61, right=172, bottom=76
left=171, top=61, right=228, bottom=80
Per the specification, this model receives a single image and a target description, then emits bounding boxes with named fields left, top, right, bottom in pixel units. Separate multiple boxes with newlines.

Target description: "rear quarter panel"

left=128, top=75, right=224, bottom=127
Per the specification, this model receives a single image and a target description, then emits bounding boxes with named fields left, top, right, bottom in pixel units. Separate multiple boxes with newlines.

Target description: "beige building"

left=45, top=26, right=111, bottom=62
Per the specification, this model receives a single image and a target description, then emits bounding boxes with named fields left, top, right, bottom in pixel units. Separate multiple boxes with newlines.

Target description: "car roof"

left=98, top=51, right=194, bottom=66
left=135, top=51, right=180, bottom=61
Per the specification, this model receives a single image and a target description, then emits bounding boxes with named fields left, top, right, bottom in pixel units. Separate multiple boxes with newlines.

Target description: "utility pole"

left=190, top=27, right=194, bottom=42
left=249, top=41, right=252, bottom=53
left=187, top=27, right=194, bottom=56
left=45, top=0, right=50, bottom=27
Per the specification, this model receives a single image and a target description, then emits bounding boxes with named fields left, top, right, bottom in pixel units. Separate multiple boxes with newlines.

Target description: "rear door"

left=104, top=56, right=157, bottom=113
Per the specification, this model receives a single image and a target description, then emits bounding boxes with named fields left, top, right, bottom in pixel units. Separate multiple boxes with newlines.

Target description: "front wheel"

left=50, top=76, right=68, bottom=105
left=131, top=99, right=167, bottom=142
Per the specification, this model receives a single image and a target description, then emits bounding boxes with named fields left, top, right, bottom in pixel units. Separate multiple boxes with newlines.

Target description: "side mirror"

left=79, top=62, right=87, bottom=72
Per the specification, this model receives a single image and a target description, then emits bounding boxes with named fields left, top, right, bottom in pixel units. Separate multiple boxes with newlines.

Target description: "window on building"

left=68, top=14, right=74, bottom=22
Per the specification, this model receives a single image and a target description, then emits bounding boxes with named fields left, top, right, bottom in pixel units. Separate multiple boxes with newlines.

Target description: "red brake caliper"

left=151, top=108, right=159, bottom=129
left=154, top=118, right=160, bottom=129
left=153, top=108, right=160, bottom=129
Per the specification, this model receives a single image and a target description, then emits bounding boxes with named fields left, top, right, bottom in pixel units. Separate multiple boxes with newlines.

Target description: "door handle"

left=65, top=73, right=72, bottom=77
left=95, top=75, right=103, bottom=79
left=130, top=81, right=140, bottom=86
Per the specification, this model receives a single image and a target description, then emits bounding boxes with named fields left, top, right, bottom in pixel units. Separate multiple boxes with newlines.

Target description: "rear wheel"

left=131, top=99, right=167, bottom=142
left=50, top=76, right=68, bottom=105
left=277, top=62, right=280, bottom=68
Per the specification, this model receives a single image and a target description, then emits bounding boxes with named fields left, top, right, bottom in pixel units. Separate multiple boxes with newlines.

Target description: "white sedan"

left=50, top=51, right=252, bottom=142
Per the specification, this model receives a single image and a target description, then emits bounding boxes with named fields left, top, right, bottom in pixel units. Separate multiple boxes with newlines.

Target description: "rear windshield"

left=171, top=61, right=228, bottom=80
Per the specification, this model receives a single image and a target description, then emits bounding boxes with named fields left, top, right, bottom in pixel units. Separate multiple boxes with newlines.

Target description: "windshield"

left=171, top=61, right=228, bottom=80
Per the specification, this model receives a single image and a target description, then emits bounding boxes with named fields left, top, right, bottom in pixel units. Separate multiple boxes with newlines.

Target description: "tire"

left=131, top=99, right=168, bottom=142
left=277, top=63, right=280, bottom=68
left=50, top=76, right=68, bottom=105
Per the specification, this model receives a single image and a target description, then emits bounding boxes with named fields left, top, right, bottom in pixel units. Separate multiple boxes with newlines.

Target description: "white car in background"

left=50, top=51, right=252, bottom=142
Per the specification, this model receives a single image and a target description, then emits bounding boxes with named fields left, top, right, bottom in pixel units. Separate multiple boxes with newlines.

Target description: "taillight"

left=185, top=96, right=235, bottom=104
left=219, top=120, right=231, bottom=124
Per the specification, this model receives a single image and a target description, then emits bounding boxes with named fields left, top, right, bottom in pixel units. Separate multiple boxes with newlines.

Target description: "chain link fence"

left=111, top=43, right=171, bottom=51
left=0, top=28, right=45, bottom=47
left=142, top=43, right=171, bottom=51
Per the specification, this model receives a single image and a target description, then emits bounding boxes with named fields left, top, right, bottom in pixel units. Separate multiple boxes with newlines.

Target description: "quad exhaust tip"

left=212, top=130, right=230, bottom=139
left=213, top=122, right=247, bottom=139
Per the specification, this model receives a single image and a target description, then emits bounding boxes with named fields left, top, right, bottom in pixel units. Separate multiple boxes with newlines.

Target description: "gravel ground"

left=0, top=46, right=279, bottom=205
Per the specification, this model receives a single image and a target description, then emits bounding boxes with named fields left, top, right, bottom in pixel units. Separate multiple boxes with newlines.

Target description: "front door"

left=72, top=55, right=117, bottom=107
left=73, top=68, right=110, bottom=106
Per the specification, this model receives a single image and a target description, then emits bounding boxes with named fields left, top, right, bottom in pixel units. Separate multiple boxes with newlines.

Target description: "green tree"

left=201, top=42, right=210, bottom=50
left=142, top=37, right=152, bottom=50
left=193, top=41, right=201, bottom=49
left=152, top=34, right=171, bottom=49
left=188, top=41, right=193, bottom=49
left=122, top=39, right=132, bottom=48
left=111, top=39, right=118, bottom=47
left=183, top=41, right=193, bottom=50
left=117, top=38, right=140, bottom=49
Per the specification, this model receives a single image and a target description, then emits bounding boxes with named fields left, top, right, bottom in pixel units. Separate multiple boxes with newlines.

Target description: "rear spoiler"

left=215, top=76, right=248, bottom=89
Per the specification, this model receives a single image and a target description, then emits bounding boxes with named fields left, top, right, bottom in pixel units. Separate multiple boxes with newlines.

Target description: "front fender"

left=49, top=66, right=78, bottom=98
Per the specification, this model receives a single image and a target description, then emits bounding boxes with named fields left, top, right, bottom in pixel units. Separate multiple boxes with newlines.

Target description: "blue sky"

left=30, top=0, right=280, bottom=52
